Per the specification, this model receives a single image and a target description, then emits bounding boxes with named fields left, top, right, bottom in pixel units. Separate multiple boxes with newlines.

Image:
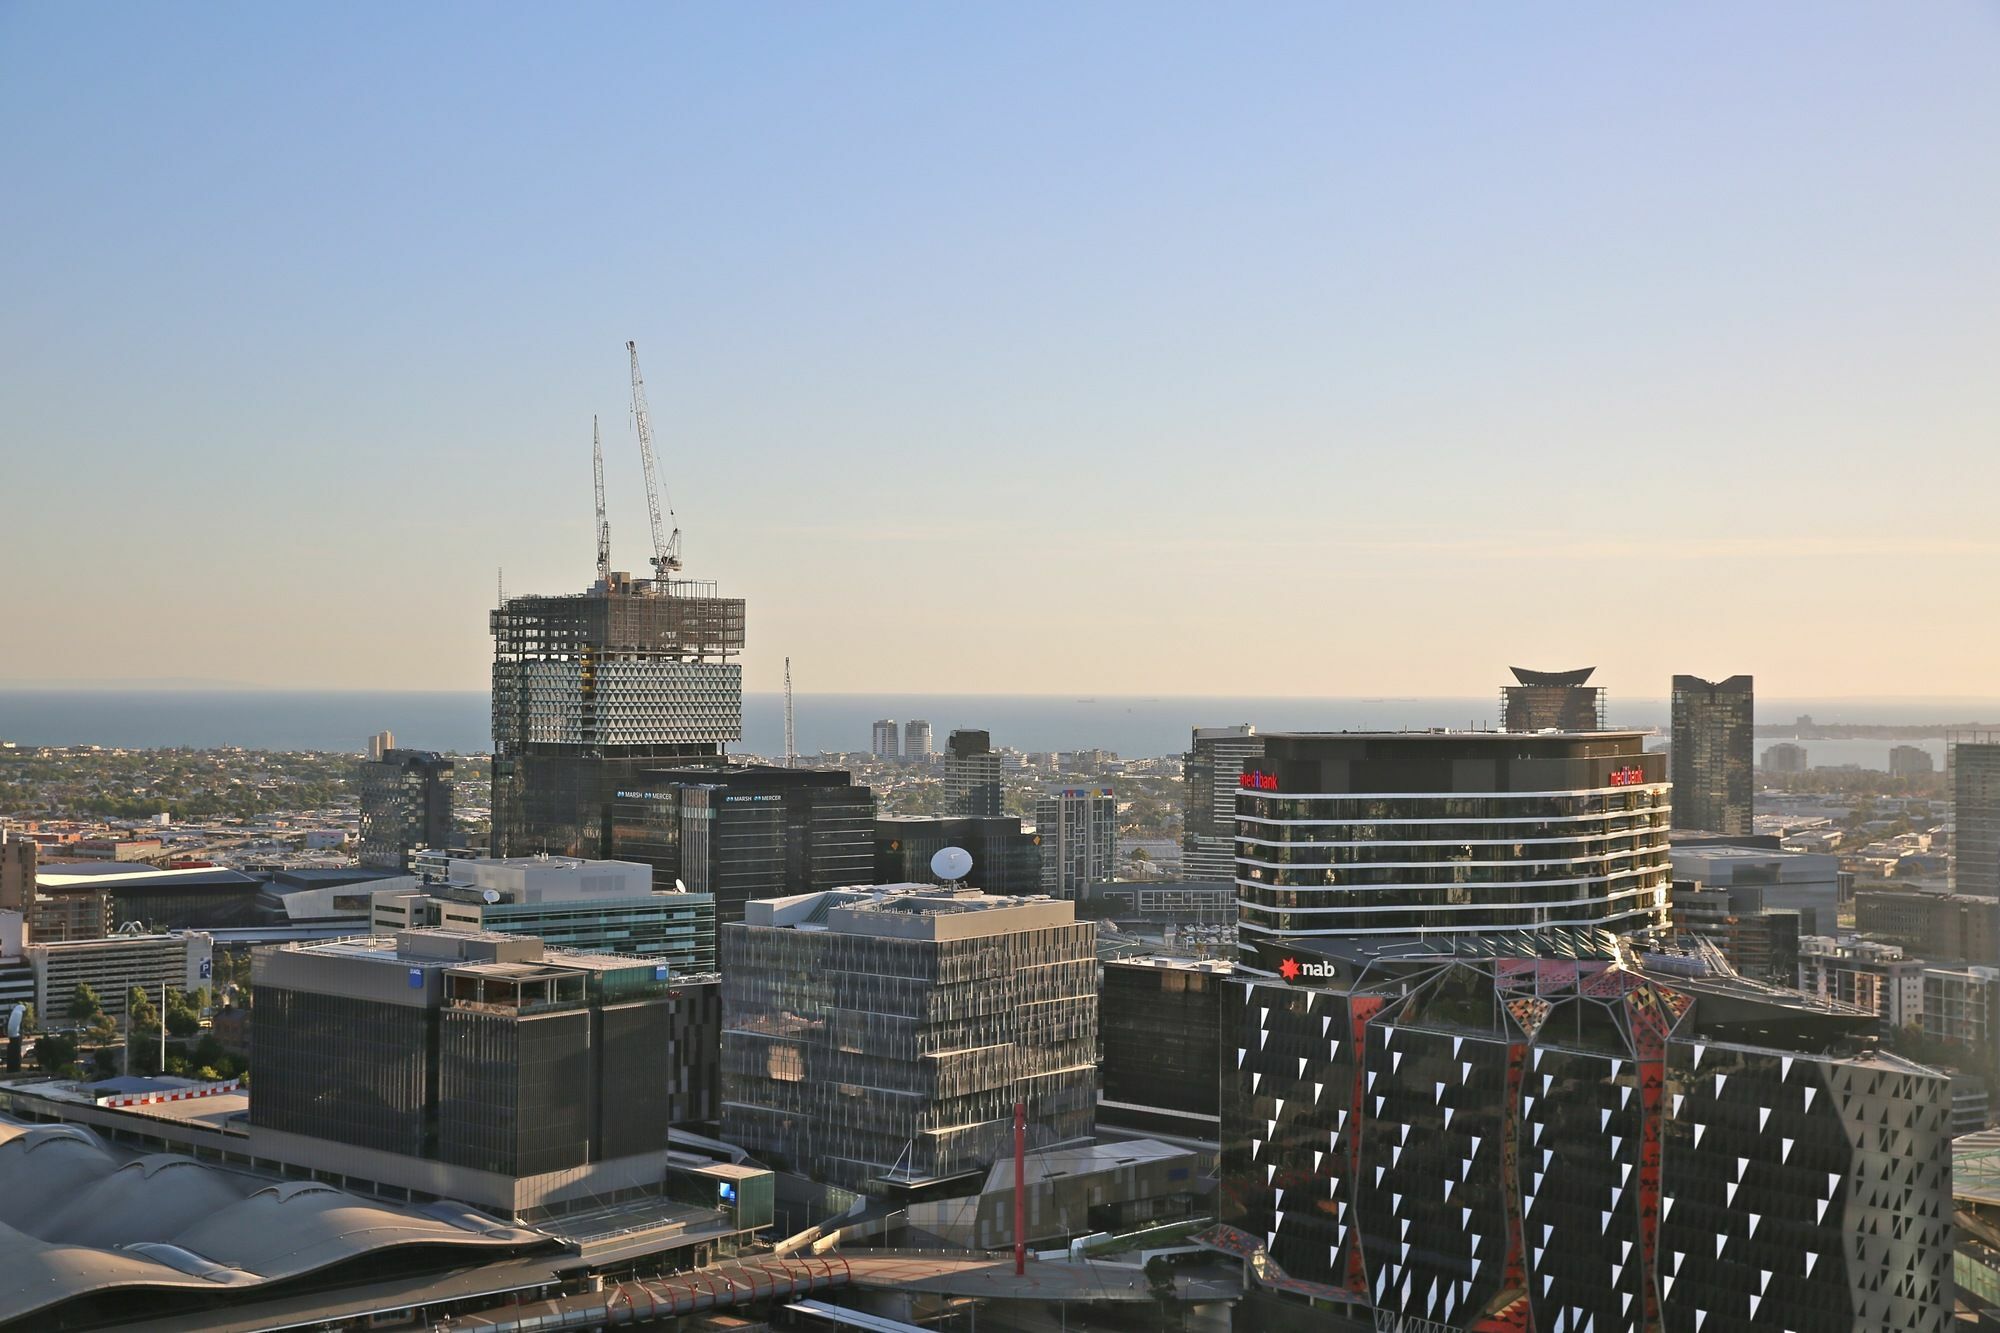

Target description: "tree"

left=35, top=1032, right=77, bottom=1073
left=126, top=987, right=164, bottom=1077
left=70, top=982, right=104, bottom=1026
left=164, top=988, right=201, bottom=1039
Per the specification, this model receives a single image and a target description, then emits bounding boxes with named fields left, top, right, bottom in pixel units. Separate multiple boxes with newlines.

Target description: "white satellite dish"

left=931, top=846, right=973, bottom=883
left=481, top=889, right=501, bottom=904
left=675, top=879, right=689, bottom=895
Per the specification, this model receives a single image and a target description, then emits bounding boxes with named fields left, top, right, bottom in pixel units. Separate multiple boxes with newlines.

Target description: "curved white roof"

left=0, top=1117, right=546, bottom=1327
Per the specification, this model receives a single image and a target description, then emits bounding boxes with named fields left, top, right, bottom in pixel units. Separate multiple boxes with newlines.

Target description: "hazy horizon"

left=4, top=4, right=1996, bottom=697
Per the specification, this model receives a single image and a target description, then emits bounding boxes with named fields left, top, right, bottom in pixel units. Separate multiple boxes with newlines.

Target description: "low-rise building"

left=1856, top=888, right=2000, bottom=966
left=377, top=854, right=715, bottom=975
left=1800, top=935, right=1927, bottom=1030
left=1668, top=843, right=1841, bottom=935
left=250, top=930, right=702, bottom=1216
left=28, top=929, right=213, bottom=1025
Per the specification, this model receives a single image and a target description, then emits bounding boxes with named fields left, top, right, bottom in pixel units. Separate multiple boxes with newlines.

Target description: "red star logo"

left=1279, top=957, right=1300, bottom=981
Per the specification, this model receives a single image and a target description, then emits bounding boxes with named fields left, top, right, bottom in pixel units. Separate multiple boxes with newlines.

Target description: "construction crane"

left=784, top=657, right=796, bottom=767
left=626, top=340, right=682, bottom=583
left=591, top=415, right=611, bottom=585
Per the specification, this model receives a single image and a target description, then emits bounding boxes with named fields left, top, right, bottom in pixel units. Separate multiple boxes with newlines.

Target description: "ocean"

left=0, top=689, right=1994, bottom=768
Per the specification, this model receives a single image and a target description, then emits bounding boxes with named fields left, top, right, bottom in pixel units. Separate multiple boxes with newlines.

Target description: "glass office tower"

left=1670, top=674, right=1755, bottom=835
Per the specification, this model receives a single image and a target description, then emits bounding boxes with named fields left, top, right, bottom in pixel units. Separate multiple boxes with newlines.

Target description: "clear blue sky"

left=3, top=3, right=1996, bottom=697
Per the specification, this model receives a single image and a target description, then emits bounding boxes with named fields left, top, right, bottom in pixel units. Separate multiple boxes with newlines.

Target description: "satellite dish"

left=931, top=846, right=973, bottom=882
left=675, top=879, right=689, bottom=895
left=481, top=889, right=501, bottom=904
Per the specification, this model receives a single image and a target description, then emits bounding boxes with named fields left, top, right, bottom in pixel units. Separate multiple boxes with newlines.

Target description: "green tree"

left=164, top=988, right=201, bottom=1039
left=35, top=1032, right=77, bottom=1073
left=70, top=982, right=104, bottom=1026
left=126, top=987, right=164, bottom=1077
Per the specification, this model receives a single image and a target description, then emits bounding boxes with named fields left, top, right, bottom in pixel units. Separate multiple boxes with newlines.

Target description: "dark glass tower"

left=1671, top=674, right=1755, bottom=835
left=357, top=748, right=455, bottom=870
left=608, top=765, right=875, bottom=922
left=875, top=815, right=1043, bottom=894
left=1950, top=733, right=2000, bottom=897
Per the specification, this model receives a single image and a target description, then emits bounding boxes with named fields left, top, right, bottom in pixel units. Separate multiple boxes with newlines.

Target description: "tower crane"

left=592, top=415, right=611, bottom=585
left=626, top=340, right=682, bottom=583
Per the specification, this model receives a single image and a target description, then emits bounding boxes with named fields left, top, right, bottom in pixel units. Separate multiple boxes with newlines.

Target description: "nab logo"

left=1279, top=957, right=1300, bottom=981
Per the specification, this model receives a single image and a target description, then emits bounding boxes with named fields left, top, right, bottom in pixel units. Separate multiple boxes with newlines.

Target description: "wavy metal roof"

left=0, top=1116, right=547, bottom=1328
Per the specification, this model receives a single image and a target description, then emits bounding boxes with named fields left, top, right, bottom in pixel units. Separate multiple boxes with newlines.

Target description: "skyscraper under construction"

left=490, top=343, right=747, bottom=857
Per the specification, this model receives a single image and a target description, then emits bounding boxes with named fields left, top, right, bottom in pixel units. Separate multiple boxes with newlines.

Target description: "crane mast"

left=784, top=657, right=796, bottom=767
left=592, top=415, right=611, bottom=586
left=626, top=340, right=682, bottom=584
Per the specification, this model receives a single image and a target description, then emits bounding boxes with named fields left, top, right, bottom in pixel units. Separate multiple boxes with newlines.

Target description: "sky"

left=2, top=3, right=1997, bottom=698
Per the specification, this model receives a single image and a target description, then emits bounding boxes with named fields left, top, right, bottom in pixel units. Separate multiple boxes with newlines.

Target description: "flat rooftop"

left=743, top=884, right=1080, bottom=941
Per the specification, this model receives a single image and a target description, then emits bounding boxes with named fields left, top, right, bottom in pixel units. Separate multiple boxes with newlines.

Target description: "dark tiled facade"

left=1220, top=945, right=1952, bottom=1331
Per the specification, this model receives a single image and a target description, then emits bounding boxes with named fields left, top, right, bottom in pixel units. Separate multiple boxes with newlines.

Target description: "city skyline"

left=4, top=4, right=1997, bottom=700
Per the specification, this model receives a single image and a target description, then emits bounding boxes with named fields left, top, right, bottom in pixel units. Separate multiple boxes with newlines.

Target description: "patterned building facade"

left=1219, top=939, right=1953, bottom=1332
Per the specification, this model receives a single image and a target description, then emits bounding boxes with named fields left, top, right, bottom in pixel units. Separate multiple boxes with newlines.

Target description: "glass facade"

left=440, top=1007, right=594, bottom=1176
left=251, top=987, right=438, bottom=1158
left=253, top=935, right=700, bottom=1177
left=1951, top=736, right=2000, bottom=897
left=1098, top=960, right=1224, bottom=1136
left=1234, top=734, right=1671, bottom=958
left=721, top=902, right=1097, bottom=1195
left=608, top=767, right=876, bottom=923
left=1671, top=674, right=1755, bottom=835
left=357, top=749, right=455, bottom=870
left=875, top=816, right=1044, bottom=895
left=490, top=582, right=745, bottom=858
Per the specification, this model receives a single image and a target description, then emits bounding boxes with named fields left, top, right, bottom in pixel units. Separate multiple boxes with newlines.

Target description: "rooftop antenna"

left=784, top=657, right=796, bottom=768
left=626, top=340, right=682, bottom=585
left=591, top=415, right=611, bottom=586
left=497, top=567, right=504, bottom=609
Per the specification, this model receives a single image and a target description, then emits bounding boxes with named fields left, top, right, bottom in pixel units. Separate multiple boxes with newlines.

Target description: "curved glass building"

left=1234, top=731, right=1671, bottom=973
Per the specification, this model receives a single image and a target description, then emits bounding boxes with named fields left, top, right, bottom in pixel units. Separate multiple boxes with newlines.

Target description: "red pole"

left=1014, top=1100, right=1027, bottom=1276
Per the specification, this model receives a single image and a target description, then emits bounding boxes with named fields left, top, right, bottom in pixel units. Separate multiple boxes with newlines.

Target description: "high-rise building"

left=903, top=719, right=933, bottom=761
left=1891, top=744, right=1937, bottom=777
left=1499, top=665, right=1607, bottom=732
left=1235, top=731, right=1671, bottom=972
left=1951, top=733, right=2000, bottom=897
left=1181, top=724, right=1261, bottom=882
left=1220, top=937, right=1954, bottom=1331
left=1098, top=956, right=1228, bottom=1140
left=875, top=815, right=1044, bottom=895
left=1762, top=740, right=1809, bottom=775
left=250, top=930, right=707, bottom=1214
left=490, top=571, right=745, bottom=859
left=357, top=748, right=455, bottom=870
left=374, top=854, right=717, bottom=974
left=721, top=886, right=1096, bottom=1196
left=1035, top=786, right=1116, bottom=899
left=368, top=730, right=395, bottom=762
left=944, top=729, right=1004, bottom=818
left=608, top=765, right=874, bottom=923
left=1671, top=674, right=1755, bottom=835
left=870, top=718, right=900, bottom=761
